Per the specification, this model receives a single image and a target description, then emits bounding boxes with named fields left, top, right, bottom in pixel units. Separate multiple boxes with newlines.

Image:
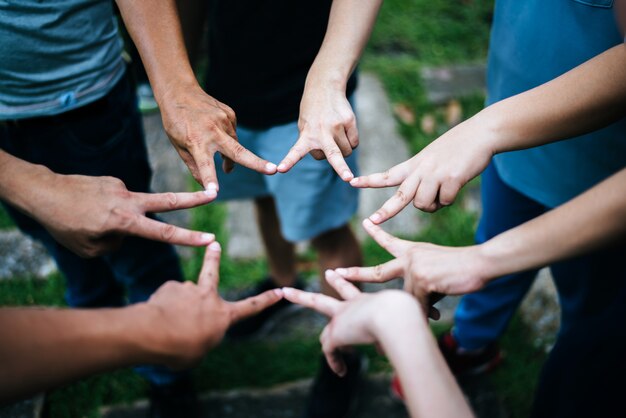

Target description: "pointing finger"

left=325, top=270, right=361, bottom=300
left=125, top=215, right=215, bottom=247
left=368, top=174, right=420, bottom=224
left=349, top=160, right=412, bottom=188
left=198, top=242, right=222, bottom=290
left=277, top=139, right=312, bottom=173
left=282, top=287, right=341, bottom=317
left=137, top=190, right=216, bottom=213
left=229, top=288, right=284, bottom=323
left=362, top=219, right=413, bottom=257
left=335, top=258, right=404, bottom=283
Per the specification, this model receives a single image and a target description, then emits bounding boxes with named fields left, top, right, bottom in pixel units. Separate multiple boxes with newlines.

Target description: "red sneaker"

left=389, top=331, right=503, bottom=402
left=438, top=331, right=503, bottom=376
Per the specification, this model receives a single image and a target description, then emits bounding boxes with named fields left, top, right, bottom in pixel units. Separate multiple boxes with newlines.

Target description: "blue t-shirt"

left=488, top=0, right=626, bottom=208
left=0, top=0, right=125, bottom=119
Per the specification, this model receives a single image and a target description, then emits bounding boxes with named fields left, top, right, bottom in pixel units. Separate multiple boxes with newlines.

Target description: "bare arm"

left=283, top=273, right=473, bottom=418
left=0, top=150, right=215, bottom=257
left=115, top=0, right=276, bottom=192
left=0, top=243, right=283, bottom=403
left=277, top=0, right=383, bottom=179
left=340, top=167, right=626, bottom=306
left=353, top=43, right=626, bottom=219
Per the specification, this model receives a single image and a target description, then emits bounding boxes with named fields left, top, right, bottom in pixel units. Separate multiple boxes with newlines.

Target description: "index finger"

left=325, top=270, right=361, bottom=300
left=349, top=160, right=412, bottom=188
left=335, top=258, right=404, bottom=283
left=368, top=173, right=421, bottom=224
left=229, top=288, right=283, bottom=324
left=362, top=219, right=413, bottom=257
left=136, top=190, right=216, bottom=213
left=219, top=134, right=277, bottom=175
left=281, top=287, right=341, bottom=317
left=124, top=215, right=215, bottom=247
left=197, top=242, right=222, bottom=290
left=277, top=139, right=312, bottom=173
left=321, top=138, right=353, bottom=181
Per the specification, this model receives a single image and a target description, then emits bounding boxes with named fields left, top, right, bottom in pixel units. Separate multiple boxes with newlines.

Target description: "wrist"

left=305, top=65, right=349, bottom=92
left=475, top=237, right=516, bottom=282
left=126, top=303, right=169, bottom=365
left=370, top=291, right=427, bottom=341
left=154, top=76, right=201, bottom=109
left=6, top=162, right=56, bottom=218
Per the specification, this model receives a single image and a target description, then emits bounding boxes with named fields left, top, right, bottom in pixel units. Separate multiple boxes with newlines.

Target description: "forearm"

left=374, top=299, right=473, bottom=418
left=115, top=0, right=199, bottom=102
left=0, top=150, right=53, bottom=218
left=480, top=168, right=626, bottom=279
left=305, top=0, right=382, bottom=88
left=0, top=305, right=155, bottom=403
left=479, top=44, right=626, bottom=153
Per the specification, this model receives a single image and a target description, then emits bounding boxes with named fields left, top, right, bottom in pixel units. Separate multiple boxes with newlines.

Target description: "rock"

left=0, top=230, right=56, bottom=280
left=421, top=64, right=486, bottom=105
left=0, top=394, right=44, bottom=418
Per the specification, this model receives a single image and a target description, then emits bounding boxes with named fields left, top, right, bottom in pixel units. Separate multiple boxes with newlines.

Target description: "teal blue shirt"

left=488, top=0, right=626, bottom=208
left=0, top=0, right=125, bottom=119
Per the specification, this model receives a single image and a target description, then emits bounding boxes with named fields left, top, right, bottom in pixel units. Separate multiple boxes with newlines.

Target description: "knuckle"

left=160, top=223, right=177, bottom=241
left=394, top=189, right=408, bottom=203
left=373, top=264, right=384, bottom=281
left=230, top=142, right=246, bottom=161
left=164, top=192, right=178, bottom=209
left=111, top=208, right=136, bottom=231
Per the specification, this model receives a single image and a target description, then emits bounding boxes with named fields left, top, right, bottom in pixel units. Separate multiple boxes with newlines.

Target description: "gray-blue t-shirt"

left=0, top=0, right=125, bottom=119
left=488, top=0, right=626, bottom=208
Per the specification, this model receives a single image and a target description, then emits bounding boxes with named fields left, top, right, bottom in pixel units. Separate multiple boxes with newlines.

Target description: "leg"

left=311, top=224, right=362, bottom=299
left=530, top=241, right=626, bottom=417
left=453, top=162, right=546, bottom=350
left=254, top=196, right=297, bottom=287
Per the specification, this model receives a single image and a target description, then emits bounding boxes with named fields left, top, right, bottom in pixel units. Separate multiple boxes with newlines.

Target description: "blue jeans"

left=455, top=162, right=626, bottom=416
left=0, top=73, right=185, bottom=386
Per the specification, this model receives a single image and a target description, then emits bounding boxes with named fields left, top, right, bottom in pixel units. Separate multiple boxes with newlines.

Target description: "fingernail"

left=342, top=170, right=353, bottom=181
left=349, top=178, right=359, bottom=186
left=201, top=233, right=214, bottom=242
left=277, top=163, right=286, bottom=172
left=273, top=288, right=283, bottom=296
left=335, top=268, right=348, bottom=276
left=204, top=188, right=217, bottom=198
left=206, top=182, right=218, bottom=192
left=369, top=213, right=380, bottom=223
left=265, top=162, right=277, bottom=172
left=209, top=241, right=221, bottom=251
left=282, top=287, right=294, bottom=296
left=324, top=269, right=334, bottom=279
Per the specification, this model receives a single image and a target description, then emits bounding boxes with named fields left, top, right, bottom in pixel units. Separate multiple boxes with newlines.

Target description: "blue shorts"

left=214, top=120, right=359, bottom=242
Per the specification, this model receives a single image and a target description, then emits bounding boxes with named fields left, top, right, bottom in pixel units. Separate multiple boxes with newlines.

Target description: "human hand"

left=335, top=219, right=488, bottom=314
left=277, top=83, right=358, bottom=181
left=31, top=173, right=216, bottom=258
left=350, top=117, right=495, bottom=220
left=283, top=271, right=425, bottom=376
left=159, top=82, right=277, bottom=191
left=145, top=242, right=283, bottom=369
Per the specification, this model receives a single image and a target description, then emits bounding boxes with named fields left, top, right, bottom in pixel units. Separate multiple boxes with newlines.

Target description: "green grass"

left=0, top=204, right=15, bottom=229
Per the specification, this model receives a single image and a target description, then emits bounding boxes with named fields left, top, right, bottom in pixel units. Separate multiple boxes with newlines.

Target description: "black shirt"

left=204, top=0, right=358, bottom=129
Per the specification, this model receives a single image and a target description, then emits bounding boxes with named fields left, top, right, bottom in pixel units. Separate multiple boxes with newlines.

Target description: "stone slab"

left=0, top=394, right=43, bottom=418
left=0, top=230, right=56, bottom=280
left=101, top=372, right=506, bottom=418
left=421, top=64, right=486, bottom=105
